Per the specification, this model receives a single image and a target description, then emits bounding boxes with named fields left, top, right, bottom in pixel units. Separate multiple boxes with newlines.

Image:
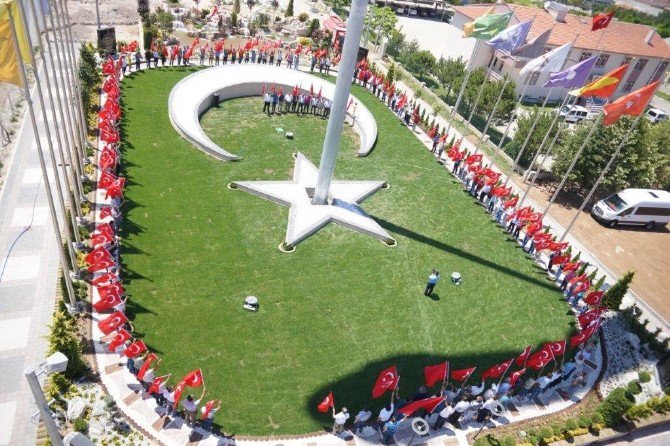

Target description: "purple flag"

left=543, top=56, right=597, bottom=88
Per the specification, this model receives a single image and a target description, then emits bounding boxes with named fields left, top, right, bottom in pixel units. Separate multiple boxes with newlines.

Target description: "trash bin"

left=212, top=93, right=220, bottom=107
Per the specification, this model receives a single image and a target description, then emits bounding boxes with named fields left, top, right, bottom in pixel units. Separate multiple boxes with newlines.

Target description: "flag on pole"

left=201, top=400, right=220, bottom=419
left=123, top=340, right=147, bottom=358
left=487, top=19, right=533, bottom=53
left=526, top=347, right=553, bottom=370
left=182, top=369, right=205, bottom=387
left=570, top=323, right=599, bottom=348
left=481, top=359, right=514, bottom=380
left=578, top=307, right=607, bottom=328
left=544, top=340, right=567, bottom=358
left=466, top=12, right=513, bottom=40
left=424, top=362, right=449, bottom=387
left=509, top=368, right=526, bottom=386
left=451, top=367, right=476, bottom=382
left=372, top=365, right=399, bottom=398
left=396, top=396, right=446, bottom=417
left=137, top=353, right=158, bottom=380
left=317, top=391, right=334, bottom=412
left=603, top=81, right=659, bottom=126
left=98, top=311, right=128, bottom=335
left=569, top=64, right=628, bottom=98
left=520, top=42, right=572, bottom=77
left=584, top=290, right=604, bottom=306
left=108, top=328, right=131, bottom=352
left=148, top=376, right=167, bottom=394
left=463, top=5, right=495, bottom=37
left=92, top=293, right=122, bottom=312
left=592, top=11, right=615, bottom=31
left=543, top=56, right=597, bottom=88
left=173, top=381, right=187, bottom=409
left=513, top=28, right=552, bottom=59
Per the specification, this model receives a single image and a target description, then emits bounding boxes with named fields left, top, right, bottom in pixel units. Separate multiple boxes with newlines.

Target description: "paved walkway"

left=0, top=58, right=67, bottom=444
left=92, top=60, right=603, bottom=446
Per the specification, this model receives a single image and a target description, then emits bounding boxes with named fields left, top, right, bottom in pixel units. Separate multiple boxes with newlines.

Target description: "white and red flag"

left=372, top=365, right=399, bottom=398
left=317, top=391, right=334, bottom=412
left=182, top=369, right=205, bottom=388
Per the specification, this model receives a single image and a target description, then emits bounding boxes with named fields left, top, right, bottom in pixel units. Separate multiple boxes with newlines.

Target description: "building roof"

left=454, top=3, right=670, bottom=59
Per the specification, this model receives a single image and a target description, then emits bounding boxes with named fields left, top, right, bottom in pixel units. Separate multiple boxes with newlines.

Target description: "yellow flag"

left=463, top=6, right=496, bottom=38
left=0, top=0, right=31, bottom=84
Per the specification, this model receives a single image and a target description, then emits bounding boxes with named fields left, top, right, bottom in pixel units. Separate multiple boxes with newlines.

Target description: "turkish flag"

left=107, top=328, right=131, bottom=352
left=148, top=376, right=167, bottom=394
left=522, top=212, right=543, bottom=223
left=526, top=347, right=553, bottom=370
left=466, top=154, right=483, bottom=165
left=90, top=233, right=113, bottom=247
left=137, top=353, right=158, bottom=380
left=123, top=340, right=147, bottom=358
left=548, top=241, right=569, bottom=252
left=604, top=81, right=659, bottom=126
left=504, top=196, right=518, bottom=208
left=88, top=259, right=116, bottom=274
left=317, top=391, right=334, bottom=413
left=99, top=148, right=118, bottom=171
left=562, top=262, right=580, bottom=273
left=550, top=254, right=571, bottom=267
left=85, top=246, right=114, bottom=266
left=95, top=222, right=116, bottom=239
left=579, top=307, right=607, bottom=329
left=372, top=365, right=399, bottom=398
left=584, top=290, right=604, bottom=306
left=424, top=362, right=449, bottom=387
left=98, top=310, right=128, bottom=335
left=98, top=171, right=119, bottom=190
left=396, top=396, right=446, bottom=417
left=545, top=340, right=567, bottom=358
left=570, top=324, right=599, bottom=349
left=516, top=345, right=532, bottom=367
left=592, top=11, right=615, bottom=31
left=451, top=367, right=476, bottom=382
left=183, top=369, right=205, bottom=388
left=99, top=206, right=115, bottom=220
left=481, top=359, right=514, bottom=380
left=509, top=368, right=526, bottom=386
left=92, top=292, right=122, bottom=312
left=98, top=283, right=125, bottom=300
left=173, top=381, right=188, bottom=409
left=201, top=400, right=220, bottom=419
left=92, top=272, right=120, bottom=287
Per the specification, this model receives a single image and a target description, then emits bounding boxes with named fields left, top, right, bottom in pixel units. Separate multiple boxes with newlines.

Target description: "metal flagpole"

left=50, top=0, right=87, bottom=171
left=17, top=0, right=78, bottom=270
left=502, top=86, right=554, bottom=186
left=55, top=0, right=89, bottom=164
left=477, top=74, right=510, bottom=148
left=313, top=0, right=369, bottom=204
left=6, top=4, right=77, bottom=308
left=45, top=0, right=86, bottom=201
left=559, top=77, right=664, bottom=241
left=491, top=73, right=530, bottom=167
left=466, top=51, right=498, bottom=124
left=26, top=0, right=83, bottom=243
left=444, top=39, right=482, bottom=137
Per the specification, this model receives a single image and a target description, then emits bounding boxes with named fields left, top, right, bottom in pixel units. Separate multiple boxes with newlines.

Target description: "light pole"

left=25, top=352, right=69, bottom=446
left=94, top=0, right=101, bottom=30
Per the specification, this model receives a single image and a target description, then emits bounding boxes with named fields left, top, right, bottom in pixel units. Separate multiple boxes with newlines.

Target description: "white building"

left=450, top=2, right=670, bottom=104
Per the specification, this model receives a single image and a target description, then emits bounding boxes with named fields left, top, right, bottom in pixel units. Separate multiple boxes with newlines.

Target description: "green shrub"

left=578, top=414, right=592, bottom=428
left=550, top=423, right=563, bottom=436
left=298, top=12, right=309, bottom=22
left=537, top=426, right=553, bottom=440
left=473, top=435, right=499, bottom=446
left=72, top=417, right=88, bottom=433
left=664, top=386, right=670, bottom=396
left=638, top=370, right=652, bottom=383
left=627, top=404, right=653, bottom=420
left=564, top=418, right=579, bottom=431
left=602, top=271, right=634, bottom=310
left=597, top=388, right=635, bottom=427
left=627, top=380, right=642, bottom=395
left=647, top=396, right=664, bottom=413
left=48, top=301, right=88, bottom=379
left=591, top=413, right=604, bottom=425
left=501, top=436, right=516, bottom=446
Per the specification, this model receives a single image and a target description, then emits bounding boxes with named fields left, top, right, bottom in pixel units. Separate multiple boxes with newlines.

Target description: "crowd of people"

left=261, top=85, right=332, bottom=117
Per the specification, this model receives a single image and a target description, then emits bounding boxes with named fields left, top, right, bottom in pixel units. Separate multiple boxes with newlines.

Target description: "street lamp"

left=25, top=351, right=69, bottom=446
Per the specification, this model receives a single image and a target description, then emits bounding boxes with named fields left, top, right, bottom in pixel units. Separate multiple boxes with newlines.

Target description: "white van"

left=646, top=108, right=668, bottom=124
left=559, top=105, right=590, bottom=123
left=591, top=188, right=670, bottom=230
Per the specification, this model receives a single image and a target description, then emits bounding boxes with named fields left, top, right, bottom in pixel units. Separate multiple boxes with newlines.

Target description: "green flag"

left=467, top=12, right=512, bottom=40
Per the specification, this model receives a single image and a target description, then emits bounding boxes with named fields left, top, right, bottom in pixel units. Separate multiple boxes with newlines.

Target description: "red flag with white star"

left=317, top=391, right=334, bottom=412
left=372, top=365, right=399, bottom=398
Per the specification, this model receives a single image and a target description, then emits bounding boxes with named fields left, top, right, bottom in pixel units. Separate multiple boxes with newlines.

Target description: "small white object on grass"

left=244, top=295, right=259, bottom=311
left=451, top=272, right=462, bottom=285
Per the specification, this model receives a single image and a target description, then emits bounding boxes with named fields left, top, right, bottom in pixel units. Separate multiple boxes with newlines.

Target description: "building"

left=451, top=2, right=670, bottom=104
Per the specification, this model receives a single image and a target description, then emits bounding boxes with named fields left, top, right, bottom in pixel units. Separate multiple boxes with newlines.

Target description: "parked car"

left=559, top=105, right=590, bottom=123
left=591, top=188, right=670, bottom=230
left=646, top=108, right=668, bottom=124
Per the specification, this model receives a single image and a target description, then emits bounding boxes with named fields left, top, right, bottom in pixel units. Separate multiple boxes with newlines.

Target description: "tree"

left=137, top=0, right=150, bottom=20
left=152, top=6, right=174, bottom=34
left=247, top=0, right=256, bottom=11
left=286, top=0, right=294, bottom=17
left=386, top=30, right=405, bottom=58
left=48, top=301, right=87, bottom=379
left=231, top=11, right=238, bottom=28
left=306, top=18, right=320, bottom=37
left=552, top=116, right=654, bottom=194
left=505, top=109, right=561, bottom=168
left=364, top=5, right=398, bottom=45
left=405, top=50, right=435, bottom=81
left=647, top=120, right=670, bottom=189
left=602, top=271, right=634, bottom=310
left=387, top=62, right=396, bottom=83
left=434, top=57, right=465, bottom=102
left=233, top=0, right=241, bottom=14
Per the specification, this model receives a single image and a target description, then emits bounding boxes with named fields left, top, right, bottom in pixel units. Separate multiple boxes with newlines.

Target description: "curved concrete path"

left=168, top=64, right=378, bottom=161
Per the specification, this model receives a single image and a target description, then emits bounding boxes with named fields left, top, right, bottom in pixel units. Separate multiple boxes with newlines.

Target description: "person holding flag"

left=182, top=387, right=207, bottom=427
left=200, top=399, right=221, bottom=431
left=332, top=406, right=350, bottom=436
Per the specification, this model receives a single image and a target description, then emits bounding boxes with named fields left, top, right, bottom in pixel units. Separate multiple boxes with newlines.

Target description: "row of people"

left=261, top=91, right=332, bottom=117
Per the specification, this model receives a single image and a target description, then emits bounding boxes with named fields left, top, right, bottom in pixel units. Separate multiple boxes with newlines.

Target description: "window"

left=633, top=207, right=670, bottom=217
left=528, top=72, right=540, bottom=85
left=649, top=61, right=669, bottom=83
left=620, top=208, right=634, bottom=216
left=622, top=80, right=634, bottom=93
left=634, top=59, right=648, bottom=71
left=579, top=52, right=592, bottom=62
left=621, top=56, right=633, bottom=67
left=596, top=54, right=609, bottom=68
left=604, top=194, right=628, bottom=212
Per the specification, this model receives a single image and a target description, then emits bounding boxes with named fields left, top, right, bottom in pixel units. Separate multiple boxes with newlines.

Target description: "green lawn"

left=119, top=67, right=574, bottom=435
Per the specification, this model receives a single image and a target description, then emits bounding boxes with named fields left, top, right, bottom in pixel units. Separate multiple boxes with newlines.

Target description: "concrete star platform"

left=232, top=153, right=395, bottom=249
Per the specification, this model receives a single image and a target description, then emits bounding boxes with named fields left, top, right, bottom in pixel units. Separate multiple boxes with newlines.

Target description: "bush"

left=501, top=436, right=516, bottom=446
left=626, top=404, right=653, bottom=420
left=72, top=417, right=88, bottom=433
left=564, top=418, right=579, bottom=431
left=286, top=0, right=293, bottom=16
left=664, top=386, right=670, bottom=396
left=298, top=12, right=309, bottom=22
left=627, top=380, right=642, bottom=395
left=48, top=301, right=88, bottom=379
left=578, top=414, right=592, bottom=428
left=638, top=370, right=652, bottom=383
left=597, top=388, right=635, bottom=427
left=537, top=426, right=553, bottom=441
left=602, top=271, right=634, bottom=310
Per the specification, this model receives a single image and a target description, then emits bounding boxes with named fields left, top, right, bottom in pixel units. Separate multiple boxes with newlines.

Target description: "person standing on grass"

left=271, top=90, right=279, bottom=114
left=201, top=399, right=221, bottom=431
left=182, top=387, right=207, bottom=427
left=263, top=91, right=272, bottom=114
left=424, top=269, right=440, bottom=296
left=431, top=134, right=440, bottom=153
left=332, top=406, right=349, bottom=435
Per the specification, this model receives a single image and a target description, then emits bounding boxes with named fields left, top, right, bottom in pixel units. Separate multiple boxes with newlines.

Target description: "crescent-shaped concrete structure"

left=167, top=65, right=378, bottom=161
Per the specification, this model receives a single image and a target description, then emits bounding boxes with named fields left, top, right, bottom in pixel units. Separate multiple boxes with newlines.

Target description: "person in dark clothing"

left=271, top=91, right=278, bottom=113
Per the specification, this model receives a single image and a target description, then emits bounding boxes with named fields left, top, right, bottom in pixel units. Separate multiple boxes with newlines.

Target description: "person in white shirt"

left=353, top=407, right=372, bottom=433
left=263, top=92, right=272, bottom=113
left=448, top=398, right=471, bottom=428
left=201, top=399, right=221, bottom=431
left=376, top=403, right=394, bottom=434
left=433, top=404, right=454, bottom=430
left=323, top=99, right=332, bottom=118
left=332, top=406, right=349, bottom=435
left=162, top=385, right=176, bottom=416
left=284, top=93, right=293, bottom=113
left=469, top=381, right=485, bottom=397
left=182, top=388, right=207, bottom=427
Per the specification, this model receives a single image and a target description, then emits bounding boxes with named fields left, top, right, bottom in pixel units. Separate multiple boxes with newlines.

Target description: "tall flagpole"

left=45, top=0, right=87, bottom=201
left=16, top=0, right=79, bottom=270
left=477, top=74, right=511, bottom=150
left=444, top=39, right=482, bottom=137
left=26, top=0, right=83, bottom=243
left=491, top=74, right=530, bottom=166
left=466, top=51, right=498, bottom=124
left=7, top=3, right=77, bottom=309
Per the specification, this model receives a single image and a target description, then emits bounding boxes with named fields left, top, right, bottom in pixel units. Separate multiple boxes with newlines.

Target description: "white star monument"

left=231, top=0, right=395, bottom=251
